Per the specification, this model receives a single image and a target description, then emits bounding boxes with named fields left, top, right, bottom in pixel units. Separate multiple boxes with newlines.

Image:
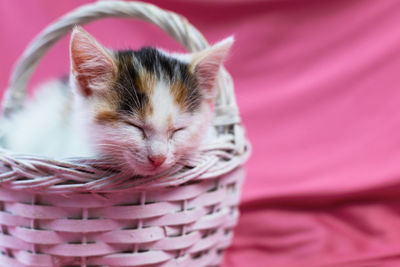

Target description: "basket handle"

left=2, top=0, right=231, bottom=118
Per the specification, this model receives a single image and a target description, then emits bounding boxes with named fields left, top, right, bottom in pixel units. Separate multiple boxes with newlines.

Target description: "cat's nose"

left=148, top=154, right=166, bottom=167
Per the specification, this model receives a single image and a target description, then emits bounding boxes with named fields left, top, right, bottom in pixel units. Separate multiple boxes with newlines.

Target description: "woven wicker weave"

left=0, top=1, right=250, bottom=266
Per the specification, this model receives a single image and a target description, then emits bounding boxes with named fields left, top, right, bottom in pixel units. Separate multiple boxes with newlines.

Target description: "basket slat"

left=0, top=167, right=245, bottom=266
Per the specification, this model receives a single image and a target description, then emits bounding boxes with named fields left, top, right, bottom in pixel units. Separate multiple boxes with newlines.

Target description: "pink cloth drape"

left=2, top=0, right=400, bottom=266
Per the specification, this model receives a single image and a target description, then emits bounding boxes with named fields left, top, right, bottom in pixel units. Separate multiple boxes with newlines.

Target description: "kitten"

left=2, top=26, right=233, bottom=176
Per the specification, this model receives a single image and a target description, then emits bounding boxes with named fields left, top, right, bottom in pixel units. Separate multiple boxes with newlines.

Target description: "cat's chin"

left=123, top=163, right=172, bottom=177
left=122, top=150, right=172, bottom=176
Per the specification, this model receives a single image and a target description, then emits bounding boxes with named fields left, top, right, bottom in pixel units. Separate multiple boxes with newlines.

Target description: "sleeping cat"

left=2, top=26, right=233, bottom=176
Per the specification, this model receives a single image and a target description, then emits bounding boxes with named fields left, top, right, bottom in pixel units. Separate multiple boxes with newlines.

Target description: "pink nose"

left=148, top=154, right=166, bottom=167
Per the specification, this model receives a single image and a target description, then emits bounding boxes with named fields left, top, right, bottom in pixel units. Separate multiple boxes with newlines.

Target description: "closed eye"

left=173, top=127, right=186, bottom=134
left=125, top=121, right=147, bottom=138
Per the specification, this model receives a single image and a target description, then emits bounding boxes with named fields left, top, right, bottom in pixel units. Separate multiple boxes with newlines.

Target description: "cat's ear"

left=70, top=26, right=116, bottom=97
left=191, top=36, right=234, bottom=99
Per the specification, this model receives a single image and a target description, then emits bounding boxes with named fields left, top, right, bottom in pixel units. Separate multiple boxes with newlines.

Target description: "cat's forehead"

left=112, top=48, right=202, bottom=120
left=148, top=81, right=185, bottom=130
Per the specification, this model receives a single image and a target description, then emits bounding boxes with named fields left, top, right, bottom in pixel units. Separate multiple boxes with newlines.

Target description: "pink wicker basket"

left=0, top=1, right=250, bottom=266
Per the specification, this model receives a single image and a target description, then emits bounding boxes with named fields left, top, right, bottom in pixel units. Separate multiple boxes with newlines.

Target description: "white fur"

left=149, top=81, right=179, bottom=131
left=146, top=81, right=176, bottom=158
left=1, top=80, right=94, bottom=158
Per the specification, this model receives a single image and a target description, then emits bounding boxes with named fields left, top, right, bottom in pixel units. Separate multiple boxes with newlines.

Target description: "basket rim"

left=0, top=138, right=251, bottom=193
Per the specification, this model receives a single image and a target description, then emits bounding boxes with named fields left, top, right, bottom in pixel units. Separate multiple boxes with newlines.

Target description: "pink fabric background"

left=2, top=0, right=400, bottom=266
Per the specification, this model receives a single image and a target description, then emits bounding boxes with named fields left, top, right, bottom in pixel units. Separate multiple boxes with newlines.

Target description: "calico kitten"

left=3, top=26, right=233, bottom=176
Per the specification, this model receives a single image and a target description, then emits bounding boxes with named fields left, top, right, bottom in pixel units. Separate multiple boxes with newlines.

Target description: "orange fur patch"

left=95, top=110, right=119, bottom=123
left=137, top=70, right=155, bottom=95
left=167, top=115, right=173, bottom=130
left=138, top=70, right=156, bottom=118
left=170, top=80, right=188, bottom=111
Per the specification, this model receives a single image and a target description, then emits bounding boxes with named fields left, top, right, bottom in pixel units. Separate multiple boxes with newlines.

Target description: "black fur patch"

left=114, top=48, right=201, bottom=114
left=115, top=50, right=148, bottom=114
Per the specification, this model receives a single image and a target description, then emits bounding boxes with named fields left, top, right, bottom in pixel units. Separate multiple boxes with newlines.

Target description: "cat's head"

left=69, top=26, right=233, bottom=176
